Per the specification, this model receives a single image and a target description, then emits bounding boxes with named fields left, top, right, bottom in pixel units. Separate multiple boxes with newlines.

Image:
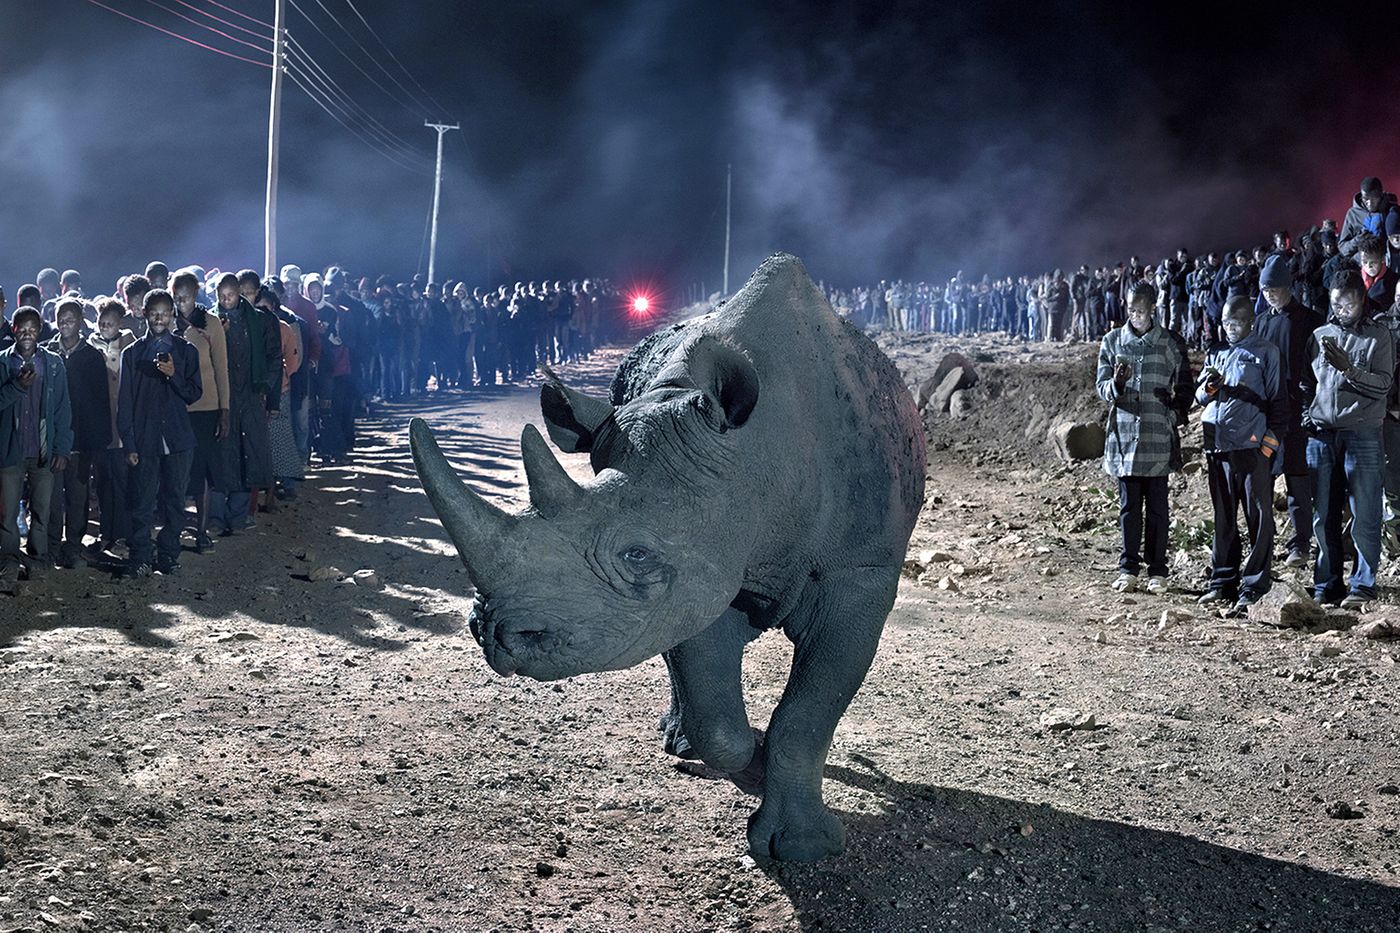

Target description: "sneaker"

left=1283, top=550, right=1309, bottom=569
left=1145, top=576, right=1169, bottom=595
left=155, top=559, right=180, bottom=575
left=1339, top=592, right=1371, bottom=611
left=1198, top=587, right=1237, bottom=606
left=194, top=533, right=216, bottom=554
left=126, top=562, right=153, bottom=579
left=1314, top=590, right=1343, bottom=608
left=1111, top=573, right=1138, bottom=593
left=1234, top=590, right=1265, bottom=611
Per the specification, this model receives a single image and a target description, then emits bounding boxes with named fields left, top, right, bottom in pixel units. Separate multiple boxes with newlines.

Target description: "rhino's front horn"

left=521, top=423, right=584, bottom=517
left=410, top=418, right=518, bottom=582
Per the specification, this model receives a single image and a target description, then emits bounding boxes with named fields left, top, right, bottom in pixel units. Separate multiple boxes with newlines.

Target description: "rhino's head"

left=412, top=335, right=761, bottom=681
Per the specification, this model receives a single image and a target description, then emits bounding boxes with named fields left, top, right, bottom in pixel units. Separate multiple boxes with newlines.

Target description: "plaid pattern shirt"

left=1096, top=323, right=1193, bottom=477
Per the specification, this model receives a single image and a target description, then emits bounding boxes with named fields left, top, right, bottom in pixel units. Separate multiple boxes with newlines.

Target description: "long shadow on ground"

left=757, top=755, right=1400, bottom=932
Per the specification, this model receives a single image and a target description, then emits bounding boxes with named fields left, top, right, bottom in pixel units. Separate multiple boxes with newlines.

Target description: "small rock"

left=1355, top=618, right=1399, bottom=640
left=1159, top=608, right=1192, bottom=630
left=535, top=861, right=556, bottom=878
left=1039, top=708, right=1097, bottom=731
left=351, top=569, right=382, bottom=590
left=1049, top=422, right=1106, bottom=462
left=1247, top=582, right=1325, bottom=629
left=1325, top=800, right=1364, bottom=820
left=309, top=566, right=343, bottom=583
left=1377, top=784, right=1399, bottom=795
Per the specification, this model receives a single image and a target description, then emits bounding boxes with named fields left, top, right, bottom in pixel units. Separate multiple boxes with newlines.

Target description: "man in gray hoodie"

left=1301, top=269, right=1396, bottom=608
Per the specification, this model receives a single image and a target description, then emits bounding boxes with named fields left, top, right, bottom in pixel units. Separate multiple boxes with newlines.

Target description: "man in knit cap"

left=1255, top=254, right=1325, bottom=567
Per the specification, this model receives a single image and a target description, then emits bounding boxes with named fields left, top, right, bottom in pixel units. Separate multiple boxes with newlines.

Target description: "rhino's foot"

left=659, top=709, right=699, bottom=760
left=746, top=795, right=846, bottom=862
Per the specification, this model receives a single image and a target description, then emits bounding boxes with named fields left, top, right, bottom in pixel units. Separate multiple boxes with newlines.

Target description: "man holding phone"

left=1302, top=269, right=1396, bottom=609
left=116, top=289, right=201, bottom=578
left=0, top=307, right=73, bottom=592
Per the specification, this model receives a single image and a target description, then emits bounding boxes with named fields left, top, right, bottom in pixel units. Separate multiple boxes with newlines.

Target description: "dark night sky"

left=1, top=0, right=1396, bottom=300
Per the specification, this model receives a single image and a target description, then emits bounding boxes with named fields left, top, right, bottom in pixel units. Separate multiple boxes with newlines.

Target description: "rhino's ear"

left=686, top=337, right=760, bottom=431
left=539, top=364, right=615, bottom=453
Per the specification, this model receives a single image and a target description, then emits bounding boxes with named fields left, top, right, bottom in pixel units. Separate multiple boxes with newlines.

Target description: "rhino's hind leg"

left=659, top=607, right=761, bottom=773
left=747, top=566, right=897, bottom=862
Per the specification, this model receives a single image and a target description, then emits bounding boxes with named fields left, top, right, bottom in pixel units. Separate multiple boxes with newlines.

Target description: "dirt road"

left=1, top=336, right=1399, bottom=932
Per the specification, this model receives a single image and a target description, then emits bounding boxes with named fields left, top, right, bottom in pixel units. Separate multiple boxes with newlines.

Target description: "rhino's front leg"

left=659, top=607, right=761, bottom=772
left=747, top=567, right=896, bottom=862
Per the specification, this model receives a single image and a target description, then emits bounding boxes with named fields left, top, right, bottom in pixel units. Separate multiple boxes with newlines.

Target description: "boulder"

left=949, top=389, right=974, bottom=419
left=916, top=353, right=978, bottom=412
left=1246, top=581, right=1325, bottom=629
left=1356, top=617, right=1400, bottom=639
left=1050, top=422, right=1106, bottom=462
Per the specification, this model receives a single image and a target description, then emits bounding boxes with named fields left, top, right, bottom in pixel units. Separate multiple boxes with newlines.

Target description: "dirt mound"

left=876, top=332, right=1105, bottom=466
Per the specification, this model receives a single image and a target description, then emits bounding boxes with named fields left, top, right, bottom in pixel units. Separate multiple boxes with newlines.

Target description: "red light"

left=631, top=295, right=651, bottom=314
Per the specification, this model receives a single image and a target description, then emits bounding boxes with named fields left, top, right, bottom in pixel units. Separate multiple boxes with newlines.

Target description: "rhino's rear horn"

left=410, top=418, right=518, bottom=583
left=521, top=423, right=584, bottom=517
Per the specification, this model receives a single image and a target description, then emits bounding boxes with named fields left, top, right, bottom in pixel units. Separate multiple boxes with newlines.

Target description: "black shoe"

left=1314, top=590, right=1343, bottom=608
left=1198, top=587, right=1237, bottom=606
left=1283, top=550, right=1309, bottom=569
left=1234, top=590, right=1265, bottom=611
left=155, top=559, right=180, bottom=575
left=194, top=533, right=215, bottom=554
left=127, top=562, right=153, bottom=579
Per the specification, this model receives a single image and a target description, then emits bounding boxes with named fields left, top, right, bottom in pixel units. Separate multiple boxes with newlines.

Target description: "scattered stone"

left=937, top=576, right=958, bottom=592
left=1377, top=784, right=1399, bottom=795
left=1246, top=582, right=1325, bottom=629
left=916, top=353, right=979, bottom=412
left=535, top=861, right=556, bottom=878
left=351, top=569, right=383, bottom=590
left=309, top=566, right=343, bottom=583
left=1159, top=608, right=1193, bottom=630
left=949, top=389, right=974, bottom=419
left=1049, top=422, right=1106, bottom=462
left=1039, top=708, right=1098, bottom=731
left=214, top=631, right=260, bottom=644
left=1356, top=618, right=1400, bottom=640
left=1324, top=800, right=1364, bottom=820
left=927, top=369, right=966, bottom=416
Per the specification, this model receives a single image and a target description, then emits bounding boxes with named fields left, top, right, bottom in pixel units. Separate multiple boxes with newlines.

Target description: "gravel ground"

left=1, top=332, right=1398, bottom=933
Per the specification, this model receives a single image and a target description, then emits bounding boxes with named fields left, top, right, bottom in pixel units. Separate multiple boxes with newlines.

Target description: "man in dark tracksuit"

left=45, top=299, right=111, bottom=568
left=1196, top=296, right=1286, bottom=612
left=211, top=273, right=281, bottom=534
left=1254, top=255, right=1326, bottom=567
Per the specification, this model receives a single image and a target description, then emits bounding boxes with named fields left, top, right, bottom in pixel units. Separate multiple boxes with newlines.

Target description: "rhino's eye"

left=621, top=546, right=655, bottom=565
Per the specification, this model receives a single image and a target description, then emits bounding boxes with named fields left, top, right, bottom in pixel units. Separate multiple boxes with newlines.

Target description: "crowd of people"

left=0, top=261, right=627, bottom=590
left=827, top=174, right=1400, bottom=614
left=831, top=176, right=1399, bottom=351
left=1086, top=176, right=1399, bottom=614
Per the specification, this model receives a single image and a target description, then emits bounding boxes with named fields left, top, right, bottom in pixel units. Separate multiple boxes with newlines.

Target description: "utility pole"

left=264, top=0, right=285, bottom=277
left=425, top=121, right=460, bottom=284
left=723, top=162, right=732, bottom=296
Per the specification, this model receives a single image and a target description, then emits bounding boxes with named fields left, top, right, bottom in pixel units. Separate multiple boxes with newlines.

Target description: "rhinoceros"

left=410, top=253, right=926, bottom=861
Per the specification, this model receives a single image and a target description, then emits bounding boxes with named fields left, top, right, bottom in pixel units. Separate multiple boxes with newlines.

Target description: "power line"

left=285, top=0, right=422, bottom=114
left=81, top=0, right=271, bottom=67
left=283, top=52, right=428, bottom=168
left=165, top=0, right=274, bottom=41
left=139, top=0, right=273, bottom=54
left=283, top=66, right=430, bottom=176
left=308, top=0, right=433, bottom=118
left=283, top=35, right=426, bottom=163
left=205, top=0, right=272, bottom=29
left=340, top=0, right=448, bottom=117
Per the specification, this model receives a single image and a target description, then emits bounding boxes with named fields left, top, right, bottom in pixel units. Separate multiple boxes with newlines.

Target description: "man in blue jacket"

left=117, top=290, right=202, bottom=578
left=1196, top=297, right=1286, bottom=612
left=0, top=307, right=73, bottom=592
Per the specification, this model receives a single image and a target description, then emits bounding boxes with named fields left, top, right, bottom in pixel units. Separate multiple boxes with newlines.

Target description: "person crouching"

left=1195, top=297, right=1285, bottom=612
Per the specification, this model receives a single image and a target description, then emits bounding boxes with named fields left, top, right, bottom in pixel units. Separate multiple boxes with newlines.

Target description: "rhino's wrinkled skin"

left=412, top=254, right=926, bottom=861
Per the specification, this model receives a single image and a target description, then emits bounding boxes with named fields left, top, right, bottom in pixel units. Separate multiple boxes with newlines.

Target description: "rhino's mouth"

left=468, top=592, right=572, bottom=679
